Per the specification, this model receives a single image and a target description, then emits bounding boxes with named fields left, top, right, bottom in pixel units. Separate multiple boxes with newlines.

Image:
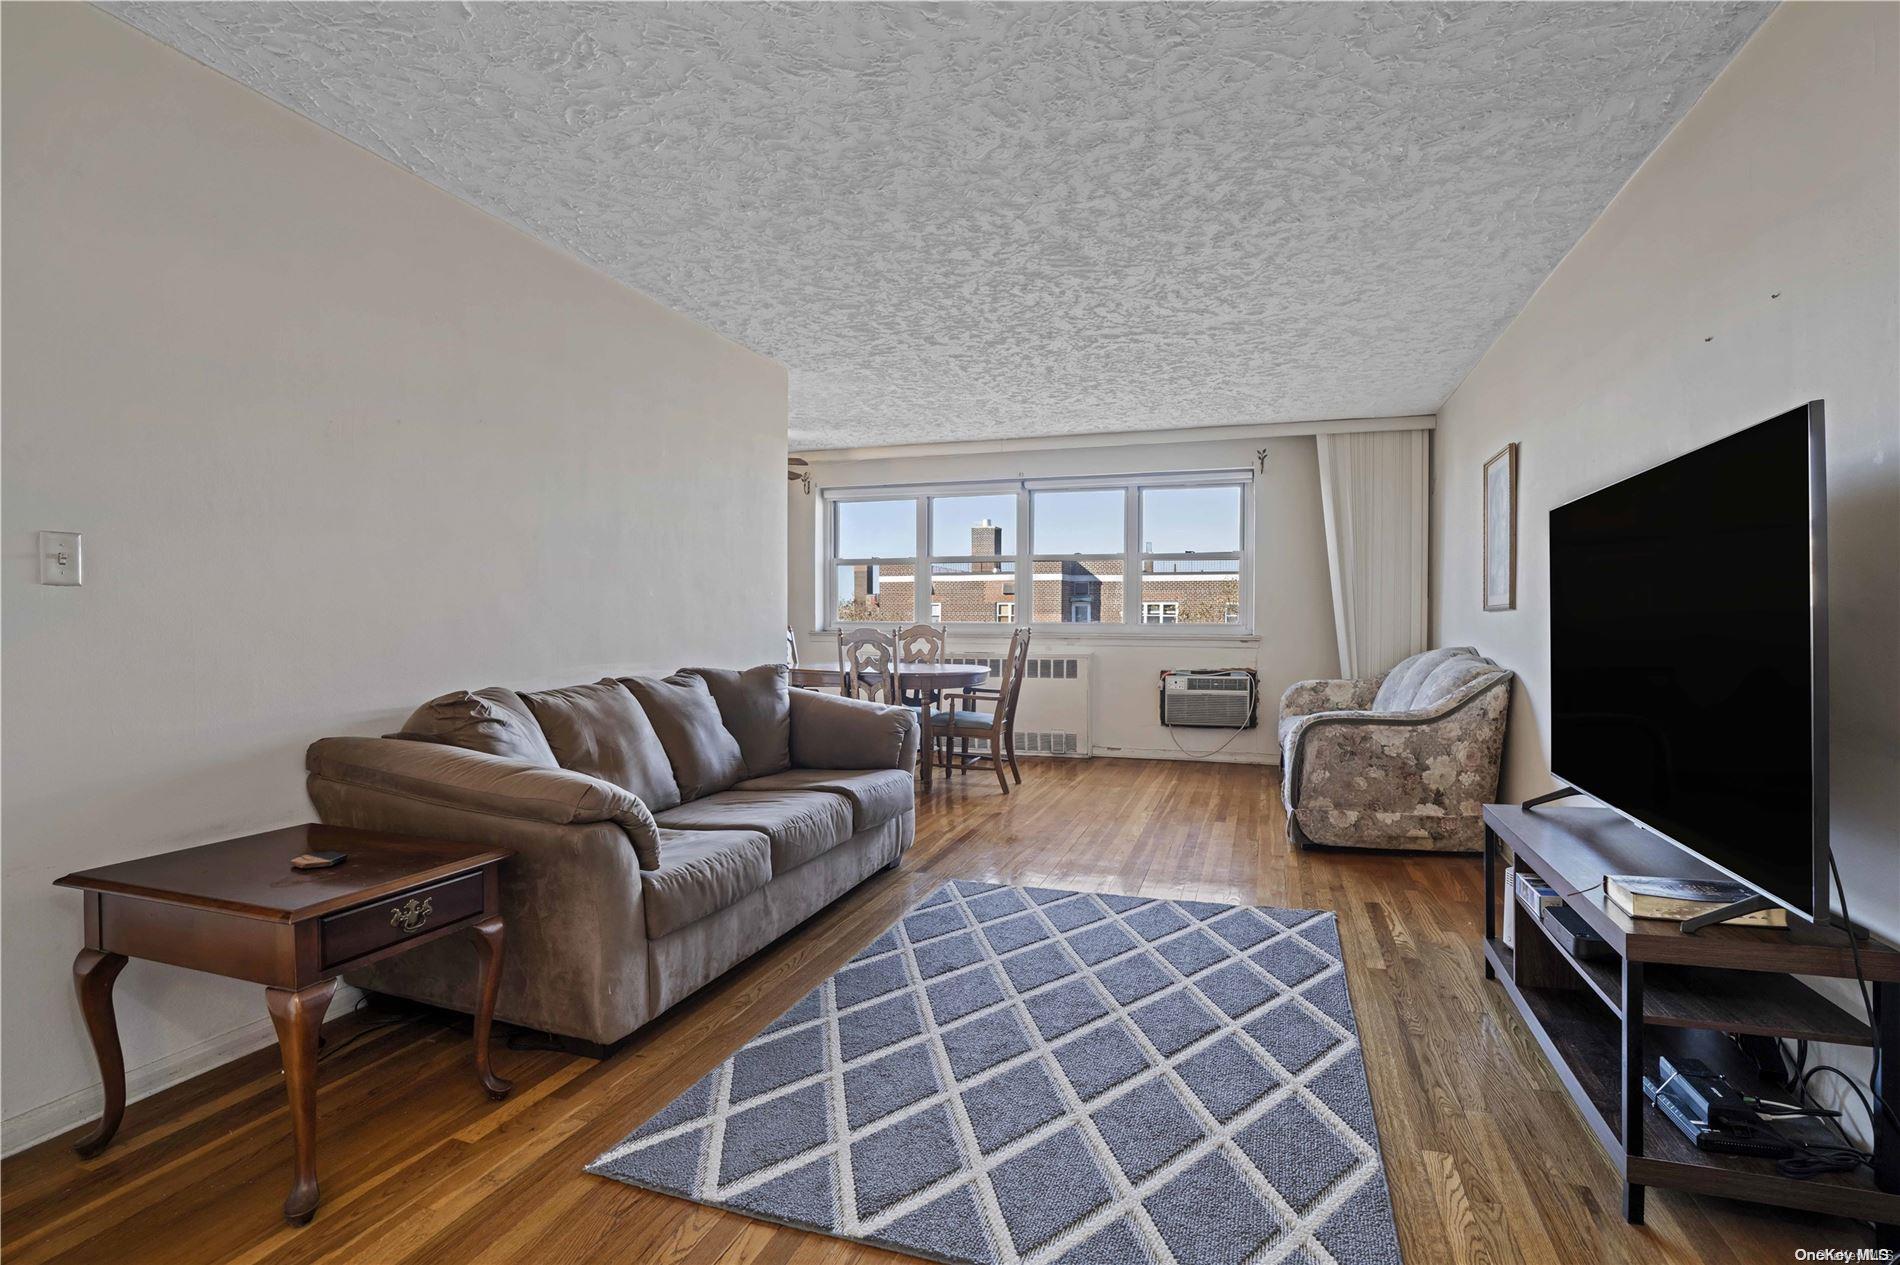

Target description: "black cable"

left=1757, top=1065, right=1873, bottom=1178
left=1800, top=1065, right=1881, bottom=1149
left=315, top=996, right=413, bottom=1065
left=1551, top=877, right=1607, bottom=903
left=1777, top=1141, right=1869, bottom=1178
left=1825, top=854, right=1900, bottom=1136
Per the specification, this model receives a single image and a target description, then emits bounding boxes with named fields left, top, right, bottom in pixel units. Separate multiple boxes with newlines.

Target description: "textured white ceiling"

left=108, top=2, right=1770, bottom=450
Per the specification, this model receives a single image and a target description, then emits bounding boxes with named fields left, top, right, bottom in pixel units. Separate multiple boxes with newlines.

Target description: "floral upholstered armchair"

left=1278, top=647, right=1513, bottom=852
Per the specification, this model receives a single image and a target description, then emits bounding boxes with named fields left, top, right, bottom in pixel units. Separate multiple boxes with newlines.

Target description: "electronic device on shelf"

left=1645, top=1056, right=1796, bottom=1160
left=1513, top=869, right=1562, bottom=921
left=1546, top=402, right=1829, bottom=930
left=1540, top=903, right=1613, bottom=961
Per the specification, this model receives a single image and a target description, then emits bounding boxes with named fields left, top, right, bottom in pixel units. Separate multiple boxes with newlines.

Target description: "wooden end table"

left=54, top=825, right=513, bottom=1225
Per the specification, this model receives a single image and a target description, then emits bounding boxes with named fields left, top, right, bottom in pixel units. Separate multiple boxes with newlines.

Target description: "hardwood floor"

left=2, top=758, right=1869, bottom=1263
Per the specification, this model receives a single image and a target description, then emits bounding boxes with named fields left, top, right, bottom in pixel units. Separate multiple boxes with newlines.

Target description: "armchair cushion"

left=788, top=688, right=919, bottom=773
left=737, top=768, right=913, bottom=832
left=395, top=687, right=558, bottom=767
left=521, top=680, right=682, bottom=812
left=305, top=735, right=665, bottom=868
left=620, top=673, right=747, bottom=801
left=1371, top=646, right=1478, bottom=712
left=684, top=665, right=792, bottom=778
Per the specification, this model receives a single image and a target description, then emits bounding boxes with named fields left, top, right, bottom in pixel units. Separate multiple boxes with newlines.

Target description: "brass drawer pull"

left=320, top=871, right=483, bottom=968
left=389, top=897, right=433, bottom=933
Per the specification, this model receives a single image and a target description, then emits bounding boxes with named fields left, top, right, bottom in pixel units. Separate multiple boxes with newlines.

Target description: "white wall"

left=787, top=423, right=1407, bottom=764
left=1430, top=2, right=1898, bottom=1137
left=1, top=5, right=788, bottom=1152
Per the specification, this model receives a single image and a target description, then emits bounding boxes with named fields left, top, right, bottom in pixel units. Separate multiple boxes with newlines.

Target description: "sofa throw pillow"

left=684, top=664, right=792, bottom=777
left=393, top=687, right=558, bottom=767
left=620, top=673, right=748, bottom=800
left=520, top=680, right=681, bottom=812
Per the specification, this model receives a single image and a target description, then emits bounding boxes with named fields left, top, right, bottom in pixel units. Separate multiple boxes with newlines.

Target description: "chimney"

left=971, top=519, right=1002, bottom=573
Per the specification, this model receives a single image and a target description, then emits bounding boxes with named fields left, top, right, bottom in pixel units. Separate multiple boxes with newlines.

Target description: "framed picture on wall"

left=1483, top=443, right=1517, bottom=611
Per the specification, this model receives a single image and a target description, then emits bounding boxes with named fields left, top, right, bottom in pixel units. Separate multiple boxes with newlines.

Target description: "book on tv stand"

left=1606, top=874, right=1789, bottom=928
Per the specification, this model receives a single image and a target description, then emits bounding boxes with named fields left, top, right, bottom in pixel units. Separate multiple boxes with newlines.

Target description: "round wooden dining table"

left=788, top=663, right=989, bottom=789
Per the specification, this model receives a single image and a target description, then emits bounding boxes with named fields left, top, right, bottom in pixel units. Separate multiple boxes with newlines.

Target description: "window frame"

left=1141, top=601, right=1181, bottom=624
left=821, top=471, right=1253, bottom=636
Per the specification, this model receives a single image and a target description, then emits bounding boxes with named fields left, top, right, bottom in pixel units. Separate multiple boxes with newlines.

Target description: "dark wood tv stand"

left=1482, top=804, right=1899, bottom=1243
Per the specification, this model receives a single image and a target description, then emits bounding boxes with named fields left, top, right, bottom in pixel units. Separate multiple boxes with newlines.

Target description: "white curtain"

left=1315, top=428, right=1430, bottom=680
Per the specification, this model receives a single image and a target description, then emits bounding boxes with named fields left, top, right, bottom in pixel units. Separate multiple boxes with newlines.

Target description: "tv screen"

left=1549, top=403, right=1826, bottom=918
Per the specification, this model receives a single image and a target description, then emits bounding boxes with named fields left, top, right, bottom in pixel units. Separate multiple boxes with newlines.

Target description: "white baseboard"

left=1, top=984, right=362, bottom=1158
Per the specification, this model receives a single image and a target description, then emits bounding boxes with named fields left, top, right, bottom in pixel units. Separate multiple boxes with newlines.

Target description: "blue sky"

left=837, top=486, right=1239, bottom=558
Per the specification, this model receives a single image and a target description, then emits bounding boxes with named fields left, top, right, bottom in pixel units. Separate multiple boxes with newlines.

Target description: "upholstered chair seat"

left=929, top=708, right=996, bottom=730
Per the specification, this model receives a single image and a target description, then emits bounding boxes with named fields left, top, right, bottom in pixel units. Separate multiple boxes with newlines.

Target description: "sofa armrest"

left=787, top=688, right=919, bottom=772
left=1279, top=674, right=1384, bottom=720
left=305, top=736, right=663, bottom=869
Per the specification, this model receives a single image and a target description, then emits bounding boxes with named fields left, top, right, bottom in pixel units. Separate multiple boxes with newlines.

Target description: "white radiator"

left=945, top=654, right=1091, bottom=757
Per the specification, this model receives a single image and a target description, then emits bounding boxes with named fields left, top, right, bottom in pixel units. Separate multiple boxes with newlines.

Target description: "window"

left=832, top=499, right=916, bottom=624
left=1137, top=485, right=1243, bottom=625
left=927, top=493, right=1016, bottom=624
left=1033, top=488, right=1123, bottom=624
left=823, top=473, right=1250, bottom=632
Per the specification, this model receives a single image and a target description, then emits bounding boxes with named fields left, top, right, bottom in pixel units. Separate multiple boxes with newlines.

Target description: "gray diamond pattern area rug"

left=589, top=881, right=1402, bottom=1265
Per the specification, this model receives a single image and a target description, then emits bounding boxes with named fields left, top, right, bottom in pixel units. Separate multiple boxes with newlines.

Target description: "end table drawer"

left=321, top=871, right=485, bottom=966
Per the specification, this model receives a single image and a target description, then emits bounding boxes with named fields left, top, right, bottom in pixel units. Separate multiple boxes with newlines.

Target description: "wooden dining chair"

left=933, top=627, right=1031, bottom=792
left=838, top=627, right=899, bottom=703
left=894, top=624, right=946, bottom=667
left=892, top=623, right=945, bottom=710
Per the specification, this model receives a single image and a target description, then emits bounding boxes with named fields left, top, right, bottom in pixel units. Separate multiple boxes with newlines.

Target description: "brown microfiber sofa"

left=305, top=666, right=918, bottom=1053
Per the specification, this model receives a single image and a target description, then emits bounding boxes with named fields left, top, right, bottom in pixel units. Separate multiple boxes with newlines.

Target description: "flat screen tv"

left=1549, top=402, right=1827, bottom=922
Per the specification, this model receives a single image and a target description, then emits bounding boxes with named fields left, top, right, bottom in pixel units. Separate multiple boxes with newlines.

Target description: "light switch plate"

left=39, top=531, right=81, bottom=585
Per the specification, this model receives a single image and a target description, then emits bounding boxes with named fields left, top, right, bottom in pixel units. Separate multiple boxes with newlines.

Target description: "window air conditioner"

left=1158, top=669, right=1258, bottom=729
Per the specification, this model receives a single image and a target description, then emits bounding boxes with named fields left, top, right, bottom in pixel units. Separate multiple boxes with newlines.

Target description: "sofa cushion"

left=684, top=665, right=792, bottom=777
left=395, top=688, right=558, bottom=767
left=656, top=789, right=854, bottom=873
left=735, top=768, right=913, bottom=833
left=520, top=680, right=681, bottom=811
left=1372, top=647, right=1475, bottom=713
left=641, top=829, right=771, bottom=939
left=620, top=673, right=747, bottom=801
